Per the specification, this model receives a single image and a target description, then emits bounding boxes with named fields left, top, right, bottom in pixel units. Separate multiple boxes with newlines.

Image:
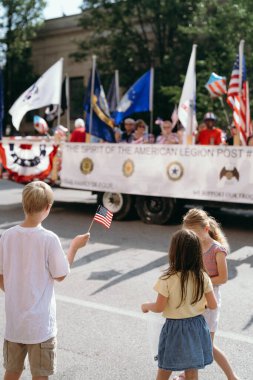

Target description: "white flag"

left=9, top=58, right=63, bottom=130
left=178, top=45, right=197, bottom=136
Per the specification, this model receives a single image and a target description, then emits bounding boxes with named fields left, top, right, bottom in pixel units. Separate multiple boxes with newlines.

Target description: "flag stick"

left=89, top=55, right=97, bottom=138
left=87, top=204, right=100, bottom=232
left=239, top=40, right=244, bottom=95
left=149, top=67, right=154, bottom=135
left=57, top=58, right=64, bottom=127
left=65, top=73, right=70, bottom=133
left=115, top=69, right=120, bottom=107
left=219, top=97, right=230, bottom=125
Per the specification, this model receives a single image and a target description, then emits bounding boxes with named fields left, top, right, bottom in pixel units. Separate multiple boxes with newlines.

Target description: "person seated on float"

left=121, top=118, right=136, bottom=143
left=197, top=112, right=222, bottom=145
left=69, top=118, right=86, bottom=143
left=194, top=122, right=206, bottom=144
left=156, top=120, right=179, bottom=144
left=132, top=119, right=150, bottom=144
left=114, top=127, right=123, bottom=143
left=226, top=124, right=241, bottom=145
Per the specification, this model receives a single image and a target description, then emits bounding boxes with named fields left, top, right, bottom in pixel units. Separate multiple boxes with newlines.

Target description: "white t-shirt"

left=0, top=225, right=70, bottom=344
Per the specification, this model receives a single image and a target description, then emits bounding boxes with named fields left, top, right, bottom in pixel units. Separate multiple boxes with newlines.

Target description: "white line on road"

left=56, top=294, right=253, bottom=345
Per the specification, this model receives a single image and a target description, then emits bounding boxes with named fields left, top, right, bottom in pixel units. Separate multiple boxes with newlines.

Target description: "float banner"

left=0, top=140, right=58, bottom=183
left=60, top=143, right=253, bottom=205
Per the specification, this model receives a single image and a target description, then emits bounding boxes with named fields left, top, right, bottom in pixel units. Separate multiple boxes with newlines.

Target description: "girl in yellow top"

left=141, top=229, right=217, bottom=380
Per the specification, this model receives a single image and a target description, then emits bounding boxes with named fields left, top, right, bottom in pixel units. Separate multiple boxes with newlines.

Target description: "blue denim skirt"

left=158, top=315, right=213, bottom=371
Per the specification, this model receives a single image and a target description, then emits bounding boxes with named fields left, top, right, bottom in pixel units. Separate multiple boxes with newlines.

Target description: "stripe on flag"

left=227, top=46, right=252, bottom=144
left=94, top=205, right=113, bottom=229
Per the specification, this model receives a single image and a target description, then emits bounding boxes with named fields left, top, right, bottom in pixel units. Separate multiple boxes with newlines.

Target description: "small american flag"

left=205, top=73, right=227, bottom=98
left=94, top=205, right=113, bottom=229
left=227, top=44, right=252, bottom=144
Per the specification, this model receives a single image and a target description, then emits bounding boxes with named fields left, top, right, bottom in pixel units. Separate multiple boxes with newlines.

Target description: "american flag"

left=227, top=47, right=252, bottom=144
left=205, top=73, right=227, bottom=98
left=93, top=205, right=113, bottom=229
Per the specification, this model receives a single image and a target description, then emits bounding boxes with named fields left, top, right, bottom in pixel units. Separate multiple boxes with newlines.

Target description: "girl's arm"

left=141, top=293, right=168, bottom=313
left=211, top=251, right=228, bottom=285
left=205, top=290, right=217, bottom=309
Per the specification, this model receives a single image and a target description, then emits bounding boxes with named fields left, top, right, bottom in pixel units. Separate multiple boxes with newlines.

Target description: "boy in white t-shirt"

left=0, top=181, right=90, bottom=380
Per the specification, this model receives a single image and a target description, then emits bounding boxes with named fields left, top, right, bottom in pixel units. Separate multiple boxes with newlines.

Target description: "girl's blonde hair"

left=182, top=208, right=229, bottom=252
left=22, top=181, right=54, bottom=215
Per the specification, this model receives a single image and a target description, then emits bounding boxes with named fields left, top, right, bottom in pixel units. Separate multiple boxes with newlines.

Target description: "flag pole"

left=65, top=73, right=70, bottom=133
left=87, top=204, right=100, bottom=232
left=149, top=67, right=154, bottom=135
left=246, top=80, right=252, bottom=136
left=115, top=69, right=120, bottom=107
left=57, top=58, right=64, bottom=127
left=0, top=67, right=4, bottom=141
left=235, top=39, right=245, bottom=145
left=219, top=97, right=230, bottom=125
left=239, top=40, right=244, bottom=95
left=89, top=55, right=97, bottom=138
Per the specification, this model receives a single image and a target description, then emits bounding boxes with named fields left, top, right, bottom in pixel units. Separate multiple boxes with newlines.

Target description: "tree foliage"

left=75, top=0, right=253, bottom=127
left=0, top=0, right=46, bottom=114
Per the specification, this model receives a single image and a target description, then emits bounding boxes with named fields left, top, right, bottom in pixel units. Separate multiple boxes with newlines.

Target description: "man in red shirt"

left=70, top=118, right=86, bottom=142
left=197, top=112, right=222, bottom=145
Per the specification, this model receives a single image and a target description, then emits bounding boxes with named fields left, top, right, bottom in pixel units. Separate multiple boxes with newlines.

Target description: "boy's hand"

left=71, top=233, right=90, bottom=251
left=141, top=303, right=149, bottom=313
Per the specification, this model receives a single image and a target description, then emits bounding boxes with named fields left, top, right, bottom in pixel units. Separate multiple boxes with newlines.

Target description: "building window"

left=70, top=76, right=86, bottom=119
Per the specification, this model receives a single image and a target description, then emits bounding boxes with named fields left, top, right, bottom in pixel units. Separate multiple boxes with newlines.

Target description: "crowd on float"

left=68, top=113, right=253, bottom=146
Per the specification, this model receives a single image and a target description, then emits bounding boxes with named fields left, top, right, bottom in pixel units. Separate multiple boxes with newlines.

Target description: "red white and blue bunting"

left=0, top=139, right=58, bottom=183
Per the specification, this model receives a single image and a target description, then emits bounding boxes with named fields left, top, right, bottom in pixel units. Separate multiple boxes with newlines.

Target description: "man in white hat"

left=70, top=118, right=86, bottom=143
left=198, top=112, right=223, bottom=145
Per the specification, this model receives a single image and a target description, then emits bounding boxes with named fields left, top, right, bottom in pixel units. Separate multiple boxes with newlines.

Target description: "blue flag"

left=114, top=70, right=152, bottom=125
left=0, top=69, right=4, bottom=140
left=84, top=69, right=115, bottom=142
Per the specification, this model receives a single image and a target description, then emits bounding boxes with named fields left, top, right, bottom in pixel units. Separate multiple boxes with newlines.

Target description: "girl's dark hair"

left=161, top=229, right=205, bottom=307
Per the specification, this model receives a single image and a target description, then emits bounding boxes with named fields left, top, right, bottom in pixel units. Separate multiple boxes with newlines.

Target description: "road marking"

left=228, top=246, right=253, bottom=261
left=0, top=221, right=23, bottom=229
left=56, top=294, right=253, bottom=345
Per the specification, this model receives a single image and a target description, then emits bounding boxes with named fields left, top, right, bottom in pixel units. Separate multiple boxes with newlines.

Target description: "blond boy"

left=0, top=181, right=90, bottom=380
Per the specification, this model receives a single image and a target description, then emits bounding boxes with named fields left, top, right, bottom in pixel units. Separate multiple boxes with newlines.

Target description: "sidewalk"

left=0, top=179, right=97, bottom=209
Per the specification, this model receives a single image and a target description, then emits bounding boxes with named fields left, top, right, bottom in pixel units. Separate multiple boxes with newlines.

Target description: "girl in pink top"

left=177, top=208, right=240, bottom=380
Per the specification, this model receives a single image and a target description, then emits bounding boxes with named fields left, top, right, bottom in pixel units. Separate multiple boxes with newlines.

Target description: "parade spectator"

left=121, top=118, right=135, bottom=143
left=132, top=119, right=149, bottom=144
left=198, top=112, right=223, bottom=145
left=247, top=135, right=253, bottom=146
left=70, top=118, right=86, bottom=143
left=156, top=120, right=179, bottom=144
left=0, top=181, right=90, bottom=379
left=182, top=208, right=240, bottom=380
left=141, top=229, right=216, bottom=380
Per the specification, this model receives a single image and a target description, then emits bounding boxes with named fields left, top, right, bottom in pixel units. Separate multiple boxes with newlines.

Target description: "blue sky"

left=44, top=0, right=82, bottom=20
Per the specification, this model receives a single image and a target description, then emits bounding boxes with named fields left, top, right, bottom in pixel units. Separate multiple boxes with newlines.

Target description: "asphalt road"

left=0, top=179, right=252, bottom=379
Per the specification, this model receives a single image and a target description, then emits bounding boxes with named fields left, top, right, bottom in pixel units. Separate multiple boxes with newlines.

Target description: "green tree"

left=74, top=0, right=199, bottom=120
left=181, top=0, right=253, bottom=125
left=75, top=0, right=253, bottom=128
left=0, top=0, right=46, bottom=121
